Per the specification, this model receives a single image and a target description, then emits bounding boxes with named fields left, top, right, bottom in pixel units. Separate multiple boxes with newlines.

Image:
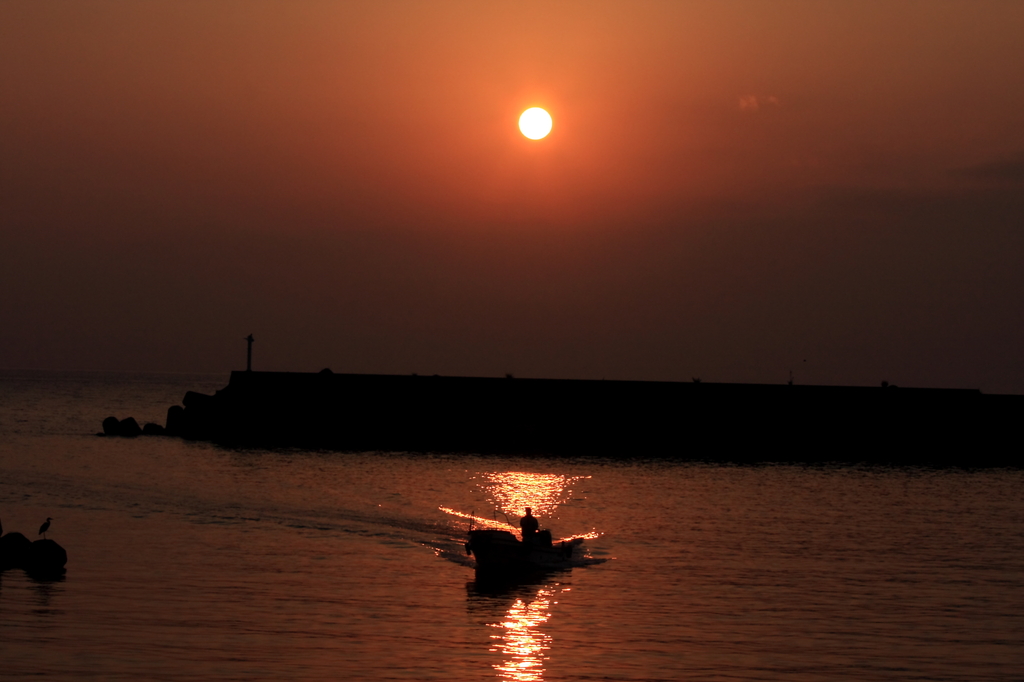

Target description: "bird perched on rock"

left=39, top=517, right=52, bottom=539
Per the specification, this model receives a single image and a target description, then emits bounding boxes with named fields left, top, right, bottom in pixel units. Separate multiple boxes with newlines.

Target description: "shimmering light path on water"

left=2, top=371, right=1024, bottom=681
left=490, top=583, right=558, bottom=682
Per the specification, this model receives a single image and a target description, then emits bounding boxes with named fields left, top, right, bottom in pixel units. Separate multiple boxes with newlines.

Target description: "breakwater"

left=117, top=370, right=1023, bottom=464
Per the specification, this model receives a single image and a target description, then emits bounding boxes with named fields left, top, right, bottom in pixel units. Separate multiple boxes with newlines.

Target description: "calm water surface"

left=1, top=371, right=1023, bottom=680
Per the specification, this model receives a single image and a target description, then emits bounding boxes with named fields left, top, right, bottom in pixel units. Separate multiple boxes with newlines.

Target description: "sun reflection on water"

left=488, top=586, right=561, bottom=682
left=483, top=472, right=587, bottom=518
left=440, top=507, right=600, bottom=542
left=440, top=469, right=599, bottom=541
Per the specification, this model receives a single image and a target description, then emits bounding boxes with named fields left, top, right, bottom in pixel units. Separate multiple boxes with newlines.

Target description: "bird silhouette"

left=39, top=517, right=52, bottom=539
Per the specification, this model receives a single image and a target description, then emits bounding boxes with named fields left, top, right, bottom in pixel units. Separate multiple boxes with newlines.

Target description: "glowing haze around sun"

left=519, top=107, right=552, bottom=140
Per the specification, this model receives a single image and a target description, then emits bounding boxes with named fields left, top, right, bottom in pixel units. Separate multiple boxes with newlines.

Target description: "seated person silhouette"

left=520, top=507, right=539, bottom=543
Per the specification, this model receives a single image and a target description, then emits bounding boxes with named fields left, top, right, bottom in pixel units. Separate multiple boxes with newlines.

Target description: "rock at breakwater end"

left=118, top=417, right=142, bottom=437
left=101, top=416, right=151, bottom=437
left=165, top=405, right=185, bottom=436
left=102, top=416, right=121, bottom=435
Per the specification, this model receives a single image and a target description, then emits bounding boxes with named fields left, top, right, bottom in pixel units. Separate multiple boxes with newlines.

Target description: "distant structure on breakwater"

left=104, top=371, right=1022, bottom=465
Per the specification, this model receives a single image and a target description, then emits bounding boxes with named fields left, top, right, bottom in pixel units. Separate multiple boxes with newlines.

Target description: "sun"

left=518, top=107, right=552, bottom=140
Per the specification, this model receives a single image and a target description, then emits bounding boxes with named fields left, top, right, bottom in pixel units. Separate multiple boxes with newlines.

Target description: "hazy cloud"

left=956, top=152, right=1024, bottom=182
left=739, top=94, right=781, bottom=111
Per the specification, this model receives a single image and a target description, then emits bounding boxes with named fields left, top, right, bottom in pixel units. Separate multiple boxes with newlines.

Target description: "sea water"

left=1, top=370, right=1023, bottom=681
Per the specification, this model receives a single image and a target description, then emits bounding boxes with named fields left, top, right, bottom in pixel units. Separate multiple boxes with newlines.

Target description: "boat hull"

left=465, top=529, right=582, bottom=575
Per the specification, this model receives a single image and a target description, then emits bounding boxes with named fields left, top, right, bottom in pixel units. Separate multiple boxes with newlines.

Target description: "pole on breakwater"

left=245, top=334, right=254, bottom=372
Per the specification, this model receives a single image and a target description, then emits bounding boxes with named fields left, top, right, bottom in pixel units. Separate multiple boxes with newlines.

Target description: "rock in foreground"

left=0, top=532, right=31, bottom=571
left=0, top=533, right=66, bottom=576
left=26, top=539, right=68, bottom=576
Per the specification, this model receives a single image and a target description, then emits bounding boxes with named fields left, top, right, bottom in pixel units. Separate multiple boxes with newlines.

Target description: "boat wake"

left=437, top=506, right=601, bottom=544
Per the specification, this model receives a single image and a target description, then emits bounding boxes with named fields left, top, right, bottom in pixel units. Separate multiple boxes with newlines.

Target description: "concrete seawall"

left=157, top=371, right=1022, bottom=464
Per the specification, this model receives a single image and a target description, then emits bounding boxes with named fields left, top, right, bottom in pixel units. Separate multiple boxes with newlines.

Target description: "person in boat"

left=520, top=507, right=539, bottom=542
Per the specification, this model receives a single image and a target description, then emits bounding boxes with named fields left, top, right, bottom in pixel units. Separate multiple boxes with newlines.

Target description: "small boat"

left=465, top=528, right=583, bottom=575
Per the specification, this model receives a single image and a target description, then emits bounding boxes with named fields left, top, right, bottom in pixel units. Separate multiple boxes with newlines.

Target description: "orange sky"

left=2, top=1, right=1024, bottom=391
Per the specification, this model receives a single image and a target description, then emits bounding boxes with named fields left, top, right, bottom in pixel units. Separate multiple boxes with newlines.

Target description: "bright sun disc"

left=519, top=107, right=552, bottom=140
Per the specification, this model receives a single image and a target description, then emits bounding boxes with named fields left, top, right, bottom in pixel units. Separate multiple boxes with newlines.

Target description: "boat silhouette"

left=465, top=528, right=583, bottom=576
